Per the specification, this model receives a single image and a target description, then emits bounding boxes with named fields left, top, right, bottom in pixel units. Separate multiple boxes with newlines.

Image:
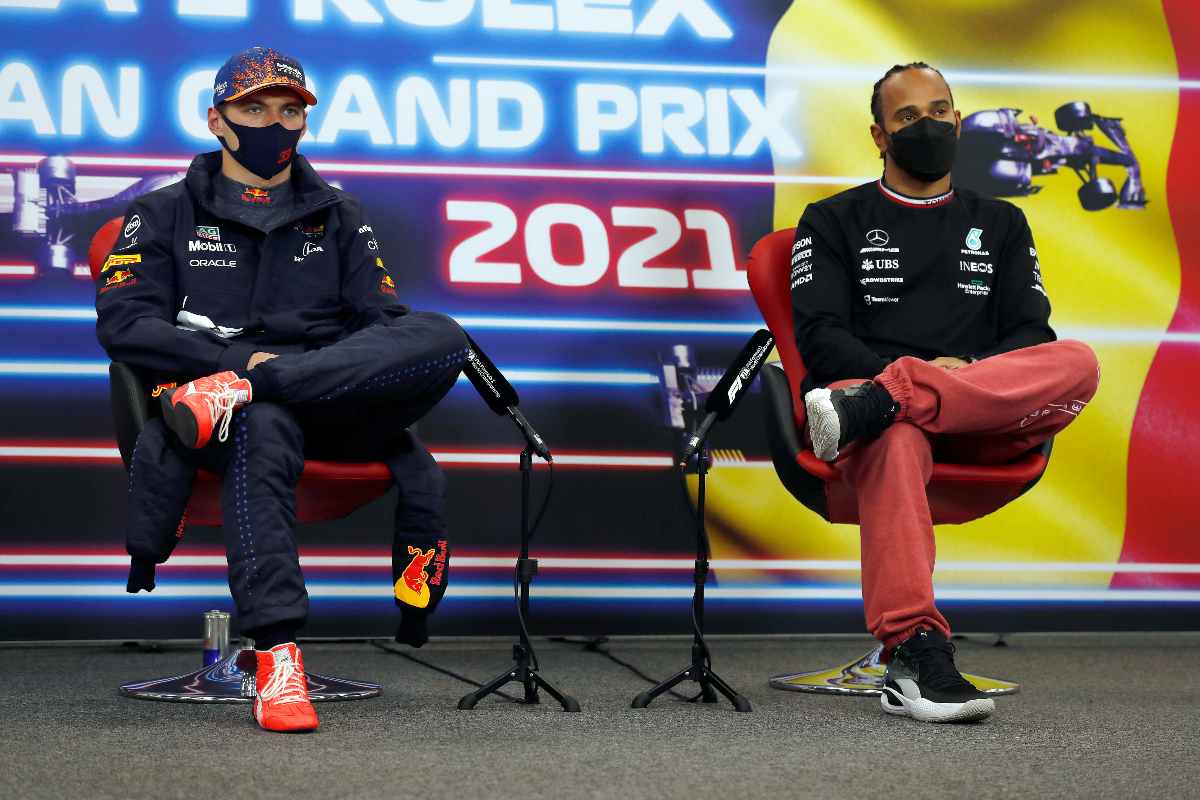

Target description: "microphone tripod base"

left=457, top=642, right=581, bottom=712
left=630, top=642, right=752, bottom=712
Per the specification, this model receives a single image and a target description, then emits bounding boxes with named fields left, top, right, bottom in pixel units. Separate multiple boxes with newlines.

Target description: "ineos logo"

left=866, top=229, right=889, bottom=247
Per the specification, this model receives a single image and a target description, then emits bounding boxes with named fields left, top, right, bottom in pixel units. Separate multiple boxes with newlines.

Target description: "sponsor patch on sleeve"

left=113, top=212, right=146, bottom=251
left=101, top=253, right=141, bottom=273
left=99, top=269, right=137, bottom=293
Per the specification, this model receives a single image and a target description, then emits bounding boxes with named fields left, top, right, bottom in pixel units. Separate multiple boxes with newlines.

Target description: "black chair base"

left=119, top=649, right=382, bottom=703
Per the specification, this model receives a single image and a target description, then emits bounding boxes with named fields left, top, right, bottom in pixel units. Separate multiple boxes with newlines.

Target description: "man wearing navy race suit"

left=96, top=47, right=465, bottom=732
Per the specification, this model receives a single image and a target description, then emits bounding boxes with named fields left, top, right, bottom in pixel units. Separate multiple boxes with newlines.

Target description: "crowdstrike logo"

left=865, top=229, right=889, bottom=247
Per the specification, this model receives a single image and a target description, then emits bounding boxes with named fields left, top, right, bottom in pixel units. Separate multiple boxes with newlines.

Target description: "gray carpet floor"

left=1, top=633, right=1197, bottom=800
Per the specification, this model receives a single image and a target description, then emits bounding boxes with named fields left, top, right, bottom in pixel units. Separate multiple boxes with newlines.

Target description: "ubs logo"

left=865, top=229, right=889, bottom=247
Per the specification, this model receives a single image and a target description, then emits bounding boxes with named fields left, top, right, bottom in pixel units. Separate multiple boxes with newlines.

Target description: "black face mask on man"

left=886, top=116, right=958, bottom=183
left=217, top=110, right=303, bottom=181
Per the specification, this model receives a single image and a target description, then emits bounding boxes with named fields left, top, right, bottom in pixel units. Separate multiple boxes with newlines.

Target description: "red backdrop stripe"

left=1115, top=0, right=1200, bottom=588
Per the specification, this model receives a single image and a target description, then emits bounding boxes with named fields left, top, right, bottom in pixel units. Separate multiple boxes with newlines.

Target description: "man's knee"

left=407, top=311, right=469, bottom=357
left=1054, top=339, right=1101, bottom=400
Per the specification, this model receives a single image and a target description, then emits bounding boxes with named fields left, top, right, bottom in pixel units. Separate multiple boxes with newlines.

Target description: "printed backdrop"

left=0, top=0, right=1196, bottom=640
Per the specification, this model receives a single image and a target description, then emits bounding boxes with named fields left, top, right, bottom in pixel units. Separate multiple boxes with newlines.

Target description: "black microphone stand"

left=631, top=437, right=752, bottom=712
left=458, top=436, right=580, bottom=712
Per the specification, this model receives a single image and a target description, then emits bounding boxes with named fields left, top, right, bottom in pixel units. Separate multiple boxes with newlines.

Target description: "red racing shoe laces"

left=159, top=371, right=252, bottom=449
left=253, top=643, right=319, bottom=733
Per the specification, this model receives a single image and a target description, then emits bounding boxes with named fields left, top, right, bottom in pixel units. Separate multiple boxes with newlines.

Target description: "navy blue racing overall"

left=96, top=152, right=466, bottom=644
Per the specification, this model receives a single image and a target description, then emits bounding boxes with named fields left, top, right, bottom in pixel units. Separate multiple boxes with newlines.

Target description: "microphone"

left=462, top=333, right=553, bottom=462
left=677, top=329, right=775, bottom=467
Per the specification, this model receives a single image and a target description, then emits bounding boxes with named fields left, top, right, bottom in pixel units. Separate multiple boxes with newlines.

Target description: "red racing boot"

left=252, top=643, right=320, bottom=733
left=159, top=370, right=252, bottom=448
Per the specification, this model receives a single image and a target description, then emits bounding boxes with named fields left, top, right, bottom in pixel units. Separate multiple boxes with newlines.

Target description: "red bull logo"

left=395, top=546, right=436, bottom=608
left=379, top=274, right=396, bottom=296
left=241, top=186, right=272, bottom=205
left=150, top=382, right=177, bottom=398
left=99, top=272, right=136, bottom=293
left=101, top=269, right=136, bottom=292
left=174, top=508, right=189, bottom=539
left=430, top=539, right=447, bottom=587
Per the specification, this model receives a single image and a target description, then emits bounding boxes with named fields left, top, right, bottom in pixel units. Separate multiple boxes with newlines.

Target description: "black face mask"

left=886, top=116, right=958, bottom=183
left=217, top=110, right=303, bottom=181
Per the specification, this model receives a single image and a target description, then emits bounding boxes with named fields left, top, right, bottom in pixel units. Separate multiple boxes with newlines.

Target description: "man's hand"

left=247, top=352, right=279, bottom=370
left=929, top=356, right=971, bottom=370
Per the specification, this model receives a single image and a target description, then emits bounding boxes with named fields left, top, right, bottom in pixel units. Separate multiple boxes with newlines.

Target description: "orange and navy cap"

left=213, top=46, right=317, bottom=107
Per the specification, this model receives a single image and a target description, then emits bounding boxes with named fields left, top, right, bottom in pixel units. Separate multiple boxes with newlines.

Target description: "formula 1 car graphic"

left=2, top=155, right=183, bottom=279
left=953, top=101, right=1146, bottom=211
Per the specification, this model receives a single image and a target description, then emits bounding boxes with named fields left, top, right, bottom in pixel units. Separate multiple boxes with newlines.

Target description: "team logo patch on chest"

left=241, top=187, right=271, bottom=205
left=957, top=279, right=992, bottom=297
left=860, top=229, right=900, bottom=254
left=195, top=226, right=221, bottom=241
left=961, top=227, right=990, bottom=256
left=294, top=241, right=325, bottom=263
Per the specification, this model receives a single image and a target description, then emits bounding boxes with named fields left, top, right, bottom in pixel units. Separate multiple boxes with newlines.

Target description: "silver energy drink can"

left=202, top=610, right=231, bottom=666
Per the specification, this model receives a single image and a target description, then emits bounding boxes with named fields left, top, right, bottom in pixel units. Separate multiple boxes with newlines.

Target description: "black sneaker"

left=880, top=628, right=995, bottom=723
left=803, top=381, right=898, bottom=461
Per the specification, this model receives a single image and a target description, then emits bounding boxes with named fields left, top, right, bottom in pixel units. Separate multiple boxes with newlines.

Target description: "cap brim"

left=223, top=80, right=317, bottom=107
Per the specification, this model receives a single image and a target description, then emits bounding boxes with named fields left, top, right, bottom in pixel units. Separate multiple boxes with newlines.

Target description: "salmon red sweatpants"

left=831, top=339, right=1100, bottom=649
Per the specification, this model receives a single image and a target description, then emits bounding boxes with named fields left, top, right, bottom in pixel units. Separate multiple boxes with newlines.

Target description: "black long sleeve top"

left=790, top=179, right=1055, bottom=392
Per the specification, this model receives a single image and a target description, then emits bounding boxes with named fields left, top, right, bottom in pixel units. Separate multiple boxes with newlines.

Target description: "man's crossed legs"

left=805, top=340, right=1100, bottom=722
left=131, top=311, right=467, bottom=731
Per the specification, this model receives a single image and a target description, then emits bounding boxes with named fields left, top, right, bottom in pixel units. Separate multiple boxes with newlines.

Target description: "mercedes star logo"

left=866, top=229, right=889, bottom=247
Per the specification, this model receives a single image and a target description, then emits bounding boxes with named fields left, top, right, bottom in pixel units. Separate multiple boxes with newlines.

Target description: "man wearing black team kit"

left=96, top=47, right=465, bottom=732
left=790, top=63, right=1099, bottom=723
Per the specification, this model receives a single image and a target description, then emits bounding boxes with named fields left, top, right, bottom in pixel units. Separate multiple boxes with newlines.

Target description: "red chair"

left=746, top=227, right=1039, bottom=695
left=90, top=217, right=385, bottom=703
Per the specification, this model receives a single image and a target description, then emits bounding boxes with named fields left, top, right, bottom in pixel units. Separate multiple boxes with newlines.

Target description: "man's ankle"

left=247, top=621, right=301, bottom=651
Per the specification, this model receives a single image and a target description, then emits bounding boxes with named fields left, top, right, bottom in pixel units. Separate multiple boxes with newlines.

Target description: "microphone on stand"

left=462, top=333, right=553, bottom=462
left=677, top=329, right=775, bottom=467
left=455, top=335, right=579, bottom=711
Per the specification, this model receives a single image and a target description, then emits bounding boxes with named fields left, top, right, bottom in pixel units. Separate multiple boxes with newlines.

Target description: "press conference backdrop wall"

left=1, top=1, right=1196, bottom=640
